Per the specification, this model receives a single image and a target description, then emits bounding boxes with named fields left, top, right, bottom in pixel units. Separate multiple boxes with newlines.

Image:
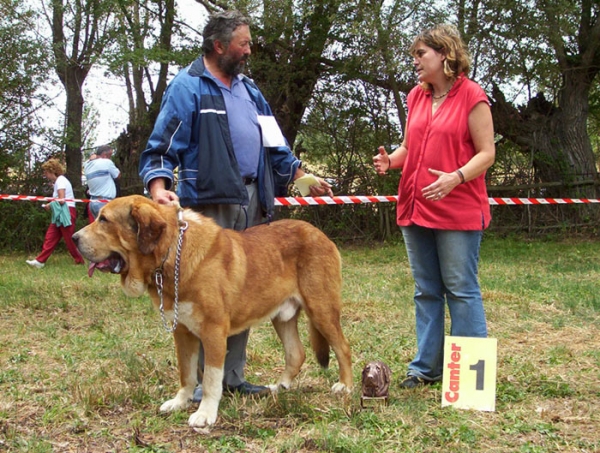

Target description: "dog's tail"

left=308, top=321, right=330, bottom=368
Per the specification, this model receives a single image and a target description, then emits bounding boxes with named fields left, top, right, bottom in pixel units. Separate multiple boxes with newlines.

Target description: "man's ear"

left=130, top=201, right=166, bottom=255
left=214, top=39, right=227, bottom=55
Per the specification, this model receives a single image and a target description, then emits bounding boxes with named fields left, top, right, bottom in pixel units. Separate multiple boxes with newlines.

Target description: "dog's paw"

left=331, top=382, right=352, bottom=394
left=273, top=381, right=293, bottom=392
left=267, top=384, right=281, bottom=394
left=189, top=408, right=217, bottom=428
left=160, top=395, right=191, bottom=412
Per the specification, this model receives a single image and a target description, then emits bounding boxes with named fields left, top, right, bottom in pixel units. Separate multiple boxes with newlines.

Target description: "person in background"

left=373, top=24, right=495, bottom=388
left=83, top=145, right=121, bottom=222
left=139, top=10, right=332, bottom=401
left=26, top=159, right=85, bottom=269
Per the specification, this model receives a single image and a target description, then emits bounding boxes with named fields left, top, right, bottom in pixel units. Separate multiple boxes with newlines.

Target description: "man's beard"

left=218, top=54, right=247, bottom=77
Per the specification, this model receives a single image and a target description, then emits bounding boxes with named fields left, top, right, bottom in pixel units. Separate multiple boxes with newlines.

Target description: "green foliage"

left=0, top=0, right=53, bottom=187
left=0, top=202, right=88, bottom=253
left=283, top=77, right=403, bottom=240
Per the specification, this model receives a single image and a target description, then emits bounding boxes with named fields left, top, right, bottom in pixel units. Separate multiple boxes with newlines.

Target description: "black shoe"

left=191, top=381, right=270, bottom=403
left=191, top=384, right=203, bottom=403
left=224, top=381, right=270, bottom=396
left=399, top=375, right=435, bottom=389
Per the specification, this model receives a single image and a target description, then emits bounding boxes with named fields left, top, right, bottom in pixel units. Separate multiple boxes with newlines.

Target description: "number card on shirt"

left=441, top=336, right=497, bottom=412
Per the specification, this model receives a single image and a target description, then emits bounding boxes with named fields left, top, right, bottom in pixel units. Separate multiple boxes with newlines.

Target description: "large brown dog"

left=72, top=195, right=353, bottom=428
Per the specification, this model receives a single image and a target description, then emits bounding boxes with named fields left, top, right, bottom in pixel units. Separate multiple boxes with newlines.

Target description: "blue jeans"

left=401, top=225, right=487, bottom=381
left=89, top=200, right=108, bottom=219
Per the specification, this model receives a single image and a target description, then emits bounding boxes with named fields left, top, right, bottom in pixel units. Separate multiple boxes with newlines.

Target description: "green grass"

left=1, top=235, right=599, bottom=452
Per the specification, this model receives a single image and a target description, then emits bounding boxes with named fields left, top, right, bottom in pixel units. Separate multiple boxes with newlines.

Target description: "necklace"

left=432, top=81, right=455, bottom=100
left=432, top=87, right=452, bottom=99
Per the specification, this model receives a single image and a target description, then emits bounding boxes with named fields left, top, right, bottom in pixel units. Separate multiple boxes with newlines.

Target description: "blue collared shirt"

left=209, top=73, right=261, bottom=179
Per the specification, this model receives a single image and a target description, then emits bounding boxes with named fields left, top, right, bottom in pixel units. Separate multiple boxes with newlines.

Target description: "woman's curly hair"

left=41, top=158, right=65, bottom=177
left=409, top=24, right=471, bottom=90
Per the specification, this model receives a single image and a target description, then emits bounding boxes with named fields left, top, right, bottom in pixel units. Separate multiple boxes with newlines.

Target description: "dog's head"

left=361, top=361, right=391, bottom=398
left=73, top=195, right=177, bottom=297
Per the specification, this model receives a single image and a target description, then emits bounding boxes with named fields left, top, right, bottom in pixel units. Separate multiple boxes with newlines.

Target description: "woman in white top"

left=26, top=159, right=84, bottom=268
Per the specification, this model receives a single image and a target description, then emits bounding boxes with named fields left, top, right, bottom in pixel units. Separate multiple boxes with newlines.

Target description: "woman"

left=26, top=159, right=84, bottom=268
left=373, top=24, right=495, bottom=388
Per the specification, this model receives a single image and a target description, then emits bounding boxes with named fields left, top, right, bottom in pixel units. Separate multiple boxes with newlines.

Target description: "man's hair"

left=202, top=10, right=251, bottom=55
left=96, top=145, right=113, bottom=157
left=41, top=158, right=65, bottom=176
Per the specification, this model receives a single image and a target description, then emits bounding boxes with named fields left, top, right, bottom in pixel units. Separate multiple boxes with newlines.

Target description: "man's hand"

left=294, top=169, right=334, bottom=197
left=152, top=188, right=180, bottom=205
left=149, top=178, right=179, bottom=205
left=308, top=177, right=333, bottom=197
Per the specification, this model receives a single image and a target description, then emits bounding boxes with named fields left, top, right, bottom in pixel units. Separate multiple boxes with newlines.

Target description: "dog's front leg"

left=188, top=325, right=227, bottom=428
left=160, top=325, right=199, bottom=413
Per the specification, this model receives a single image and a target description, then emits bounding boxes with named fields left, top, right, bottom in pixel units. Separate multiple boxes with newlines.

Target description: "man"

left=139, top=10, right=332, bottom=400
left=84, top=145, right=121, bottom=221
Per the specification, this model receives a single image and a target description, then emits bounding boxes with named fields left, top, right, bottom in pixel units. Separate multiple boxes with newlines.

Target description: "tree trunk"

left=113, top=0, right=174, bottom=194
left=490, top=0, right=600, bottom=198
left=63, top=66, right=89, bottom=192
left=114, top=123, right=150, bottom=195
left=491, top=72, right=598, bottom=198
left=251, top=0, right=342, bottom=149
left=556, top=71, right=598, bottom=187
left=51, top=0, right=117, bottom=193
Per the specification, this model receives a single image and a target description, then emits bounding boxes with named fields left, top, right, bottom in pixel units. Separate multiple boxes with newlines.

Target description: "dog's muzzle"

left=87, top=253, right=126, bottom=277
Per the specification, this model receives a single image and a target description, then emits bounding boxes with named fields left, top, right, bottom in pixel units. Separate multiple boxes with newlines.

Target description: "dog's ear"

left=130, top=201, right=167, bottom=255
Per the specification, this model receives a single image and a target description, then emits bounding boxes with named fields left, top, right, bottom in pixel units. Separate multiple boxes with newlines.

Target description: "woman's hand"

left=422, top=168, right=462, bottom=201
left=373, top=146, right=391, bottom=175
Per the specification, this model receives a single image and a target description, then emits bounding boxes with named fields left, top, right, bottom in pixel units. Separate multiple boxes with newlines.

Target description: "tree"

left=47, top=0, right=119, bottom=191
left=470, top=0, right=600, bottom=197
left=107, top=0, right=201, bottom=194
left=0, top=0, right=51, bottom=193
left=296, top=76, right=403, bottom=239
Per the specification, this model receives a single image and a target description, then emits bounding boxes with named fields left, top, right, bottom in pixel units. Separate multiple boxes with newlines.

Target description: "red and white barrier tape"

left=274, top=195, right=399, bottom=206
left=488, top=197, right=600, bottom=205
left=276, top=196, right=600, bottom=206
left=2, top=193, right=600, bottom=206
left=0, top=194, right=106, bottom=203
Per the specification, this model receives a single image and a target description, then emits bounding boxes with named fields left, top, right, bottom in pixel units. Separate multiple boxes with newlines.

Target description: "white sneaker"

left=26, top=259, right=45, bottom=269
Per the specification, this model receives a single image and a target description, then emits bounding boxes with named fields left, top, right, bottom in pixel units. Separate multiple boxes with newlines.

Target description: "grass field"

left=1, top=235, right=599, bottom=452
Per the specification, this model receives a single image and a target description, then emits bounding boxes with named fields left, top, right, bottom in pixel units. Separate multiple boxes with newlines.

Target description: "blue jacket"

left=139, top=57, right=301, bottom=219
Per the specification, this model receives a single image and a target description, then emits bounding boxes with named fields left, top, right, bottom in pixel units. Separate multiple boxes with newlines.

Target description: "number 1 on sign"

left=470, top=359, right=485, bottom=390
left=441, top=336, right=497, bottom=412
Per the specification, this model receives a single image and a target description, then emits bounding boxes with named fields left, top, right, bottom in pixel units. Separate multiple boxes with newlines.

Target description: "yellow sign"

left=441, top=336, right=497, bottom=412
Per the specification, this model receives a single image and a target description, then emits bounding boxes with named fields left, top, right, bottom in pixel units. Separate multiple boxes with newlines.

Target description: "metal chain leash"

left=155, top=208, right=188, bottom=333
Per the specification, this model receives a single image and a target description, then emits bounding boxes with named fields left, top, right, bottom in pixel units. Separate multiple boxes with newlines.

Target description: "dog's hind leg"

left=308, top=321, right=330, bottom=369
left=306, top=308, right=353, bottom=394
left=271, top=311, right=305, bottom=392
left=160, top=324, right=200, bottom=413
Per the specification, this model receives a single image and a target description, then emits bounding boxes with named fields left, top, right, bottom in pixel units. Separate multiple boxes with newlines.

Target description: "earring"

left=443, top=59, right=452, bottom=76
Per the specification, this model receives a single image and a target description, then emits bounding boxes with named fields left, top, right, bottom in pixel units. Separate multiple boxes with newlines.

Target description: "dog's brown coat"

left=73, top=195, right=353, bottom=428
